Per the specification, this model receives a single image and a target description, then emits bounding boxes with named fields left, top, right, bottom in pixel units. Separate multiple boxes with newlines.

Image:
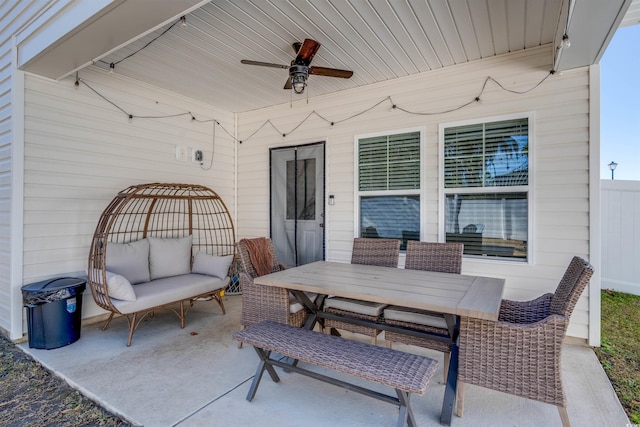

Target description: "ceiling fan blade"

left=294, top=39, right=321, bottom=66
left=283, top=77, right=292, bottom=90
left=292, top=41, right=302, bottom=54
left=309, top=66, right=353, bottom=79
left=241, top=59, right=289, bottom=69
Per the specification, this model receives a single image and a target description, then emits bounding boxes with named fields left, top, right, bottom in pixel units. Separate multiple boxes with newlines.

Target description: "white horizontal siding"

left=23, top=67, right=235, bottom=320
left=0, top=0, right=53, bottom=338
left=237, top=45, right=595, bottom=340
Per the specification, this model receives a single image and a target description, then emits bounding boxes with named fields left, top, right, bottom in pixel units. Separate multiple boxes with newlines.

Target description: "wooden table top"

left=254, top=261, right=505, bottom=321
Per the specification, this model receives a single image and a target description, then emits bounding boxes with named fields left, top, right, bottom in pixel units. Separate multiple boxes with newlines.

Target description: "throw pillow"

left=192, top=252, right=234, bottom=279
left=106, top=271, right=137, bottom=301
left=106, top=239, right=150, bottom=284
left=148, top=235, right=193, bottom=280
left=88, top=269, right=137, bottom=301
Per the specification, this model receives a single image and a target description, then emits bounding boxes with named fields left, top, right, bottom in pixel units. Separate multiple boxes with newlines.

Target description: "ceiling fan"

left=241, top=39, right=353, bottom=95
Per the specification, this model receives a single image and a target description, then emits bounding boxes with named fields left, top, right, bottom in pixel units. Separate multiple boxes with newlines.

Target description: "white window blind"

left=359, top=131, right=420, bottom=191
left=444, top=118, right=528, bottom=188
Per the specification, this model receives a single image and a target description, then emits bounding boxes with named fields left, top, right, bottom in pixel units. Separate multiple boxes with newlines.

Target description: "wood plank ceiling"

left=92, top=0, right=566, bottom=112
left=93, top=0, right=570, bottom=113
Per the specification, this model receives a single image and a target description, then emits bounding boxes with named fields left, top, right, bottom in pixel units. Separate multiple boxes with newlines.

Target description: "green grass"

left=594, top=290, right=640, bottom=423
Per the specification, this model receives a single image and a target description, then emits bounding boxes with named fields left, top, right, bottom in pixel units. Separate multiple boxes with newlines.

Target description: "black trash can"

left=22, top=277, right=86, bottom=349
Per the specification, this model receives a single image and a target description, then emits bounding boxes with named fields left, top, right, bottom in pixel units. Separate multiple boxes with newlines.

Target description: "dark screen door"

left=270, top=142, right=325, bottom=266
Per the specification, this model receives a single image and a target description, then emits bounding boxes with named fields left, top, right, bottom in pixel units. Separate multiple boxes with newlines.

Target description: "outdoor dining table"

left=254, top=260, right=505, bottom=426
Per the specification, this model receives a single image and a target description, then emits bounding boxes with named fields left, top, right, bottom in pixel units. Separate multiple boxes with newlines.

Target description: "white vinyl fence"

left=601, top=179, right=640, bottom=295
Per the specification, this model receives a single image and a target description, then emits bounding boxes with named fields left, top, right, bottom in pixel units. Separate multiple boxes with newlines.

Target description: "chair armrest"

left=498, top=293, right=553, bottom=324
left=462, top=313, right=567, bottom=340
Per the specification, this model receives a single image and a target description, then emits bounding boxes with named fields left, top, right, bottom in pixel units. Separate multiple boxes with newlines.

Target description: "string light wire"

left=98, top=18, right=183, bottom=70
left=87, top=13, right=554, bottom=144
left=76, top=68, right=553, bottom=144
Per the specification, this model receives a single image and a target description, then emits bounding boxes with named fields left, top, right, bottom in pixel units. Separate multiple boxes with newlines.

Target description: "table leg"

left=290, top=290, right=326, bottom=330
left=440, top=316, right=460, bottom=426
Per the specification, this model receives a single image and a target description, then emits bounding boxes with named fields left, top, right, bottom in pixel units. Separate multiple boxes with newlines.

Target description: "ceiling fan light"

left=292, top=76, right=306, bottom=94
left=289, top=65, right=308, bottom=94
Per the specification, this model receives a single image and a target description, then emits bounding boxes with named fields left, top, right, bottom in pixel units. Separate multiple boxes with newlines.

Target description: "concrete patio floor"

left=19, top=295, right=628, bottom=427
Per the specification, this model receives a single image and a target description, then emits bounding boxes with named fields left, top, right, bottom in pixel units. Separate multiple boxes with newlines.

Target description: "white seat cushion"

left=289, top=292, right=318, bottom=314
left=111, top=273, right=229, bottom=314
left=323, top=297, right=386, bottom=317
left=383, top=306, right=448, bottom=329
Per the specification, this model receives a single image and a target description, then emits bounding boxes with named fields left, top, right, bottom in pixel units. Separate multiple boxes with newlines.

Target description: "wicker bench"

left=234, top=321, right=438, bottom=427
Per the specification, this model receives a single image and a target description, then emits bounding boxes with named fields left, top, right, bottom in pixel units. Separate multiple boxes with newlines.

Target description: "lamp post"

left=608, top=161, right=618, bottom=180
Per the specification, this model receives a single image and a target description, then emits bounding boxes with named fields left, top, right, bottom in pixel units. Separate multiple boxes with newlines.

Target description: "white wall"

left=0, top=0, right=52, bottom=338
left=237, top=45, right=595, bottom=340
left=601, top=179, right=640, bottom=295
left=21, top=66, right=235, bottom=322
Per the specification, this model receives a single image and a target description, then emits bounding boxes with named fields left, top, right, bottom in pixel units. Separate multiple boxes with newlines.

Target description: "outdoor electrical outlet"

left=192, top=149, right=203, bottom=163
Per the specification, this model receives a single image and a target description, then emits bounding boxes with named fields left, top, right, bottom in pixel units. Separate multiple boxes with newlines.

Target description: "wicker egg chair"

left=87, top=183, right=236, bottom=345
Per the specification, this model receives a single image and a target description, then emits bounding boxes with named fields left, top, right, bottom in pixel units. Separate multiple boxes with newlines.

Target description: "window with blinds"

left=442, top=117, right=530, bottom=261
left=357, top=130, right=421, bottom=249
left=359, top=132, right=420, bottom=191
left=444, top=118, right=528, bottom=188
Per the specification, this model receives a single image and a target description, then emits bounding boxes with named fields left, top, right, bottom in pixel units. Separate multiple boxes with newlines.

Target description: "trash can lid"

left=21, top=277, right=86, bottom=293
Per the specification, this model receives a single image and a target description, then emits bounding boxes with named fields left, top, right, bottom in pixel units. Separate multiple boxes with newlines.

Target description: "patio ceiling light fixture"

left=289, top=65, right=308, bottom=94
left=560, top=0, right=573, bottom=50
left=608, top=161, right=617, bottom=180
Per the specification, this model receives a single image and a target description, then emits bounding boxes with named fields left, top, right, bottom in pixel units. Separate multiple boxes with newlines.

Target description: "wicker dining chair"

left=456, top=256, right=594, bottom=427
left=323, top=237, right=400, bottom=345
left=383, top=241, right=463, bottom=381
left=237, top=238, right=310, bottom=347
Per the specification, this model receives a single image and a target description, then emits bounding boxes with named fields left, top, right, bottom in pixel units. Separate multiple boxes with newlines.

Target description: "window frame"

left=438, top=113, right=535, bottom=264
left=354, top=127, right=425, bottom=247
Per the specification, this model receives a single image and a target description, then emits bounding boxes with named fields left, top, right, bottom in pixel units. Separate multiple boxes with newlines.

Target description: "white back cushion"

left=106, top=239, right=150, bottom=284
left=192, top=252, right=234, bottom=279
left=148, top=235, right=193, bottom=280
